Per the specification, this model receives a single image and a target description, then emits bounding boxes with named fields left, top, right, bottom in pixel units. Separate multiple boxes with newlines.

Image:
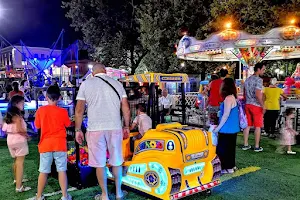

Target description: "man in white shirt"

left=159, top=89, right=173, bottom=123
left=75, top=63, right=130, bottom=200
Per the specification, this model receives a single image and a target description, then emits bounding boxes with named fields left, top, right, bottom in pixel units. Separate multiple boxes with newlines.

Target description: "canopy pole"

left=239, top=61, right=242, bottom=80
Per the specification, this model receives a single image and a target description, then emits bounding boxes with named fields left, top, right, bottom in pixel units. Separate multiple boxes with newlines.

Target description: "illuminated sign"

left=204, top=42, right=221, bottom=50
left=166, top=140, right=175, bottom=151
left=189, top=45, right=201, bottom=52
left=259, top=38, right=282, bottom=45
left=235, top=39, right=257, bottom=46
left=186, top=150, right=208, bottom=162
left=122, top=175, right=151, bottom=192
left=159, top=76, right=183, bottom=82
left=134, top=140, right=164, bottom=155
left=183, top=162, right=206, bottom=175
left=128, top=163, right=147, bottom=175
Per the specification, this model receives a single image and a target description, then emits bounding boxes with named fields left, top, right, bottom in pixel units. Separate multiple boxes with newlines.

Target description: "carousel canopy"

left=177, top=26, right=300, bottom=66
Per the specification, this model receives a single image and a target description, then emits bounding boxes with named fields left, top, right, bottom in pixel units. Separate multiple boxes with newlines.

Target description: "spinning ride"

left=177, top=23, right=300, bottom=80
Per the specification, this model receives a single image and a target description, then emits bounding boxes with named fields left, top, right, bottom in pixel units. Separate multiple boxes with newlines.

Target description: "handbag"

left=237, top=100, right=248, bottom=129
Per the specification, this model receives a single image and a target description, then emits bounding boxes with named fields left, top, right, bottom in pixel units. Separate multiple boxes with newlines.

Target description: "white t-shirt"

left=133, top=113, right=152, bottom=136
left=159, top=94, right=173, bottom=109
left=76, top=73, right=127, bottom=131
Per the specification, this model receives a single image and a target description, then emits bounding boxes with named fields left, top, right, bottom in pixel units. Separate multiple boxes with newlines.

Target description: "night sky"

left=0, top=0, right=80, bottom=48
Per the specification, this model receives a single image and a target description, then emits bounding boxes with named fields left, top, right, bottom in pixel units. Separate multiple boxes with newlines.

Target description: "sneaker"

left=221, top=169, right=234, bottom=174
left=35, top=195, right=45, bottom=200
left=254, top=147, right=263, bottom=152
left=61, top=193, right=72, bottom=200
left=261, top=132, right=268, bottom=136
left=287, top=151, right=296, bottom=155
left=242, top=145, right=251, bottom=150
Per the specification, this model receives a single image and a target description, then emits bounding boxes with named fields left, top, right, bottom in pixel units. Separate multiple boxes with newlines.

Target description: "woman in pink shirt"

left=2, top=95, right=31, bottom=192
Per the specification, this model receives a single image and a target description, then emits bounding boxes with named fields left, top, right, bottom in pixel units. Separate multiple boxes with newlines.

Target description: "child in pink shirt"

left=2, top=95, right=31, bottom=192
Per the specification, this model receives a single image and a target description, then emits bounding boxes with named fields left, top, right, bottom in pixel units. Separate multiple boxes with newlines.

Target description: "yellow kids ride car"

left=107, top=123, right=221, bottom=200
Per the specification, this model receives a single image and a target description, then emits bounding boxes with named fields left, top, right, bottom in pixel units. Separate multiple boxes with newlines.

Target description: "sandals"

left=16, top=185, right=31, bottom=193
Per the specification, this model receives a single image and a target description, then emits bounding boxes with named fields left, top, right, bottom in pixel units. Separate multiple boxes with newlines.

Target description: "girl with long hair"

left=2, top=95, right=31, bottom=192
left=213, top=78, right=240, bottom=174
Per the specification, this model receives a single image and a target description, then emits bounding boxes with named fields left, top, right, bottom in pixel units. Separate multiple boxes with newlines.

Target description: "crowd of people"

left=2, top=62, right=299, bottom=200
left=206, top=62, right=299, bottom=175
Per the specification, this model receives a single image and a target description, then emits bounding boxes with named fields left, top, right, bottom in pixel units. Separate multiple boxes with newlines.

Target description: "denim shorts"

left=39, top=152, right=67, bottom=173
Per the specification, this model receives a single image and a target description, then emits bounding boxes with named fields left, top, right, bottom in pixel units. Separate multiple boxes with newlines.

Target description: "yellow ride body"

left=108, top=123, right=221, bottom=200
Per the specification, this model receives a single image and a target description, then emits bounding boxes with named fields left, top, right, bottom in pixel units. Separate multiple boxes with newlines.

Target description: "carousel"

left=176, top=21, right=300, bottom=81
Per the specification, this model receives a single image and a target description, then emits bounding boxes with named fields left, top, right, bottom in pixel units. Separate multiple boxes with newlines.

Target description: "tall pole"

left=181, top=83, right=186, bottom=124
left=239, top=61, right=242, bottom=80
left=76, top=40, right=79, bottom=87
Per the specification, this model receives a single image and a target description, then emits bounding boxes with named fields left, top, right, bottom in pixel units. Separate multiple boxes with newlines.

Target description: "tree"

left=207, top=0, right=300, bottom=35
left=62, top=0, right=146, bottom=74
left=137, top=0, right=212, bottom=73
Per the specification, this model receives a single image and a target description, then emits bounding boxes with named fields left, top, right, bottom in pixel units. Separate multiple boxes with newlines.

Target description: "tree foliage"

left=62, top=0, right=145, bottom=73
left=63, top=0, right=300, bottom=75
left=137, top=0, right=211, bottom=73
left=207, top=0, right=300, bottom=35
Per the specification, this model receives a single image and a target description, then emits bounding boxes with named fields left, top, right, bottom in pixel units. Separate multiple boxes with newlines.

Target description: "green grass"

left=1, top=135, right=300, bottom=200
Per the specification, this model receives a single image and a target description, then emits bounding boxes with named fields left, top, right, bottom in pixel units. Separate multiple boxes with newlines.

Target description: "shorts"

left=39, top=152, right=67, bottom=173
left=86, top=130, right=123, bottom=168
left=8, top=142, right=29, bottom=158
left=245, top=104, right=263, bottom=128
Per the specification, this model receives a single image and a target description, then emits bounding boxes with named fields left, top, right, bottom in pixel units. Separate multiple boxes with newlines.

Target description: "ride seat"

left=122, top=132, right=139, bottom=161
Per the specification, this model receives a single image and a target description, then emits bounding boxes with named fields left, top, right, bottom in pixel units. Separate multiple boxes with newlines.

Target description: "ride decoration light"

left=180, top=62, right=185, bottom=67
left=170, top=180, right=220, bottom=200
left=290, top=18, right=296, bottom=25
left=225, top=22, right=232, bottom=29
left=235, top=39, right=257, bottom=47
left=149, top=162, right=168, bottom=195
left=122, top=175, right=151, bottom=192
left=183, top=162, right=206, bottom=175
left=128, top=163, right=147, bottom=175
left=281, top=26, right=300, bottom=40
left=219, top=29, right=239, bottom=41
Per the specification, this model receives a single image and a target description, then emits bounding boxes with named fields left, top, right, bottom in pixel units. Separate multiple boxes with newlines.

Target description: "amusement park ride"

left=0, top=29, right=80, bottom=86
left=176, top=20, right=300, bottom=80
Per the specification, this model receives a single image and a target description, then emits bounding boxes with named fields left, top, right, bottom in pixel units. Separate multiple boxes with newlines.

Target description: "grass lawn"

left=0, top=134, right=300, bottom=200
